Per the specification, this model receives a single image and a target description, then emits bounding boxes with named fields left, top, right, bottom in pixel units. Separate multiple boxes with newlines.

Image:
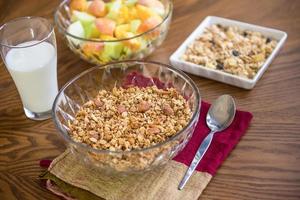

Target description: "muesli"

left=182, top=24, right=278, bottom=79
left=68, top=86, right=192, bottom=151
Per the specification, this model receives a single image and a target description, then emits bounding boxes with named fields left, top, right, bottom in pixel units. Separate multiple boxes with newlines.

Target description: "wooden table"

left=0, top=0, right=299, bottom=199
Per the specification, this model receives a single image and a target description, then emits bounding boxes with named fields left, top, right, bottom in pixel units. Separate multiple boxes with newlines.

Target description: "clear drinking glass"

left=0, top=16, right=58, bottom=120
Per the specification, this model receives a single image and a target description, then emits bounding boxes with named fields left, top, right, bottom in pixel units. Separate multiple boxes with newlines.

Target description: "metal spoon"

left=178, top=94, right=236, bottom=190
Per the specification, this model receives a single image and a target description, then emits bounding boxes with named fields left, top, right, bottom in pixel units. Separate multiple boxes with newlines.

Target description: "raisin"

left=266, top=37, right=272, bottom=44
left=216, top=61, right=224, bottom=70
left=209, top=39, right=215, bottom=45
left=243, top=31, right=248, bottom=37
left=232, top=50, right=240, bottom=56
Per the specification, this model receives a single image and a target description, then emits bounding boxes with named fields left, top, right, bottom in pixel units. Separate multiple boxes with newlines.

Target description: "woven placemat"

left=48, top=149, right=211, bottom=200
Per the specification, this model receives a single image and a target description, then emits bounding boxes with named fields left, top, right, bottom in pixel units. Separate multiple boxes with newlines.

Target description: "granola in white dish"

left=181, top=24, right=278, bottom=79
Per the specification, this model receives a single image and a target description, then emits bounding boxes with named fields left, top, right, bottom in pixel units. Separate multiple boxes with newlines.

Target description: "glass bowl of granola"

left=52, top=60, right=200, bottom=174
left=54, top=0, right=173, bottom=64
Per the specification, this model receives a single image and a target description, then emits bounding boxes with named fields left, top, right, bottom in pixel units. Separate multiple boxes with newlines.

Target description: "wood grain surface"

left=0, top=0, right=300, bottom=199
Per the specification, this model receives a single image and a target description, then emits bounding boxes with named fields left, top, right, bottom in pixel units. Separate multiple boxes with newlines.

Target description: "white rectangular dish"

left=170, top=16, right=287, bottom=89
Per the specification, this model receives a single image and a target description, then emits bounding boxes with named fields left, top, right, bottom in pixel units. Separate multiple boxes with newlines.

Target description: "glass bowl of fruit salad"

left=54, top=0, right=173, bottom=64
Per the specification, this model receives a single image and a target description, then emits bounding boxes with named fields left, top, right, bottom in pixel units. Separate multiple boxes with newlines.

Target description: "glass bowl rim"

left=0, top=16, right=54, bottom=49
left=52, top=60, right=201, bottom=155
left=54, top=0, right=173, bottom=43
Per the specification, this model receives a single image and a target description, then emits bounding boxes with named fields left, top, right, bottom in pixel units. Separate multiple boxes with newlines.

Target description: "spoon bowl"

left=207, top=95, right=236, bottom=132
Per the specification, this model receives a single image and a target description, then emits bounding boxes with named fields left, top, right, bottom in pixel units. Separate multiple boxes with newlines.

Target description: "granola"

left=68, top=86, right=192, bottom=151
left=181, top=24, right=278, bottom=79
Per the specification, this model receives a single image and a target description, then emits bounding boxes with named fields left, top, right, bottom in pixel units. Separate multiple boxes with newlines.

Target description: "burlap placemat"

left=48, top=149, right=211, bottom=200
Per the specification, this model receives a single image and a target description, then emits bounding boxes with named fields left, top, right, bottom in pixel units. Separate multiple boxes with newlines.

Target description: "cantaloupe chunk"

left=137, top=0, right=165, bottom=16
left=70, top=0, right=88, bottom=11
left=95, top=18, right=116, bottom=36
left=138, top=16, right=162, bottom=33
left=82, top=42, right=104, bottom=57
left=87, top=0, right=106, bottom=17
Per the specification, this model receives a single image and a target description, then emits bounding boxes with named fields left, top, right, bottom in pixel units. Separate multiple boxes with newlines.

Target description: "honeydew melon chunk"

left=139, top=38, right=148, bottom=50
left=71, top=10, right=100, bottom=39
left=123, top=46, right=132, bottom=57
left=67, top=21, right=85, bottom=45
left=105, top=2, right=113, bottom=10
left=103, top=41, right=124, bottom=59
left=85, top=23, right=100, bottom=38
left=130, top=19, right=141, bottom=33
left=86, top=1, right=92, bottom=7
left=124, top=0, right=138, bottom=7
left=106, top=0, right=122, bottom=20
left=106, top=0, right=122, bottom=11
left=152, top=7, right=165, bottom=16
left=71, top=10, right=95, bottom=25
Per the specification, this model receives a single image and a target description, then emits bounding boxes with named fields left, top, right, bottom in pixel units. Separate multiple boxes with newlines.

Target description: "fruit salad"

left=66, top=0, right=167, bottom=63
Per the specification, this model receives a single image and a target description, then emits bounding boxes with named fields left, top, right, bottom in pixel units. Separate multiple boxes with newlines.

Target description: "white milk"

left=5, top=41, right=58, bottom=113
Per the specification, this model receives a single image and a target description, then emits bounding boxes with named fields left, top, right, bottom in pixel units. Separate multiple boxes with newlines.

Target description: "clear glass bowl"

left=52, top=61, right=200, bottom=174
left=54, top=0, right=173, bottom=65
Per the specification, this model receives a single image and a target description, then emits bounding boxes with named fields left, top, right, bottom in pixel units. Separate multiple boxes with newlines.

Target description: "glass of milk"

left=0, top=17, right=58, bottom=120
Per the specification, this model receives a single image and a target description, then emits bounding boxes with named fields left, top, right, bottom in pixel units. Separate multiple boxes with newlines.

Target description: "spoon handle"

left=178, top=130, right=216, bottom=190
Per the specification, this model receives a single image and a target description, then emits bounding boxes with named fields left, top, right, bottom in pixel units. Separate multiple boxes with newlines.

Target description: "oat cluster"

left=68, top=86, right=192, bottom=151
left=182, top=24, right=277, bottom=79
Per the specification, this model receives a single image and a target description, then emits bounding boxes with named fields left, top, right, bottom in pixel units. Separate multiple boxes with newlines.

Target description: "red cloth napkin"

left=173, top=101, right=253, bottom=175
